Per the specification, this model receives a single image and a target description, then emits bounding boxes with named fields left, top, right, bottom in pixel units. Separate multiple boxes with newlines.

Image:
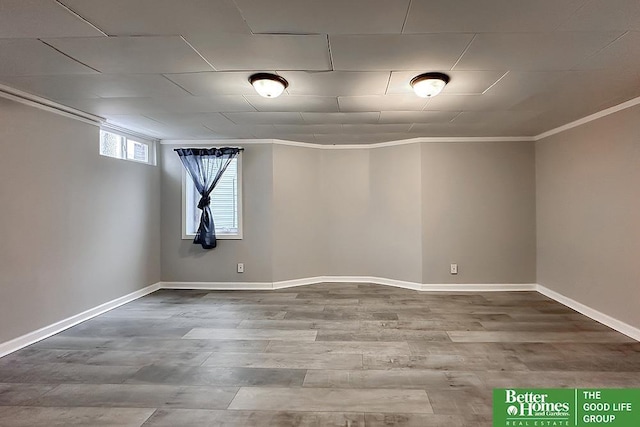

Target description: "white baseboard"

left=421, top=283, right=537, bottom=291
left=536, top=284, right=640, bottom=342
left=273, top=276, right=327, bottom=289
left=160, top=277, right=537, bottom=293
left=0, top=282, right=161, bottom=358
left=161, top=281, right=274, bottom=290
left=317, top=276, right=423, bottom=291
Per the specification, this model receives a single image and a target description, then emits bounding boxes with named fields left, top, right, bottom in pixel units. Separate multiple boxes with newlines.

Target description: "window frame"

left=181, top=152, right=243, bottom=240
left=99, top=128, right=156, bottom=166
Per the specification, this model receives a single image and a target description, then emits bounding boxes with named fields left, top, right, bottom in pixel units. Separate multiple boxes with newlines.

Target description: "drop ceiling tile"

left=234, top=0, right=410, bottom=34
left=387, top=70, right=507, bottom=95
left=0, top=0, right=105, bottom=38
left=452, top=110, right=541, bottom=124
left=230, top=124, right=277, bottom=136
left=275, top=134, right=317, bottom=144
left=202, top=125, right=259, bottom=139
left=421, top=95, right=508, bottom=112
left=511, top=68, right=640, bottom=118
left=90, top=75, right=191, bottom=98
left=184, top=121, right=268, bottom=137
left=331, top=34, right=473, bottom=71
left=483, top=71, right=570, bottom=97
left=575, top=31, right=640, bottom=69
left=104, top=118, right=168, bottom=139
left=284, top=71, right=391, bottom=96
left=43, top=36, right=213, bottom=74
left=245, top=95, right=339, bottom=112
left=0, top=75, right=98, bottom=99
left=314, top=133, right=415, bottom=144
left=59, top=0, right=250, bottom=36
left=338, top=95, right=429, bottom=112
left=158, top=124, right=226, bottom=139
left=408, top=123, right=517, bottom=137
left=185, top=34, right=331, bottom=71
left=0, top=40, right=97, bottom=76
left=0, top=74, right=189, bottom=100
left=164, top=72, right=258, bottom=96
left=454, top=32, right=623, bottom=70
left=223, top=112, right=304, bottom=125
left=143, top=112, right=236, bottom=128
left=490, top=119, right=549, bottom=137
left=251, top=130, right=317, bottom=142
left=301, top=112, right=380, bottom=124
left=102, top=114, right=167, bottom=136
left=404, top=0, right=585, bottom=33
left=274, top=124, right=344, bottom=134
left=408, top=123, right=475, bottom=136
left=342, top=124, right=412, bottom=134
left=191, top=128, right=239, bottom=139
left=60, top=98, right=166, bottom=115
left=263, top=125, right=347, bottom=140
left=421, top=71, right=571, bottom=112
left=559, top=0, right=640, bottom=31
left=378, top=111, right=459, bottom=124
left=156, top=96, right=256, bottom=113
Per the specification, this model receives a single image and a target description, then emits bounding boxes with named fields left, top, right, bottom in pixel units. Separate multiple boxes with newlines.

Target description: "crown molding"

left=0, top=83, right=104, bottom=126
left=534, top=95, right=640, bottom=141
left=160, top=136, right=533, bottom=148
left=160, top=138, right=277, bottom=146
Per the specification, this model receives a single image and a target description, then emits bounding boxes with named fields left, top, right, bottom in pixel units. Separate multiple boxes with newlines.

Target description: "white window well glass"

left=183, top=155, right=243, bottom=240
left=127, top=139, right=149, bottom=163
left=99, top=129, right=155, bottom=165
left=99, top=130, right=124, bottom=159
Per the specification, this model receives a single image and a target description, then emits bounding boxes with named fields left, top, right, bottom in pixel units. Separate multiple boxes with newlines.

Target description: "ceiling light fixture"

left=410, top=72, right=450, bottom=98
left=249, top=73, right=288, bottom=98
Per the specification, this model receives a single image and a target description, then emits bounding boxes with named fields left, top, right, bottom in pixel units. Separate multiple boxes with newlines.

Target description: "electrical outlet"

left=450, top=263, right=458, bottom=275
left=237, top=263, right=244, bottom=273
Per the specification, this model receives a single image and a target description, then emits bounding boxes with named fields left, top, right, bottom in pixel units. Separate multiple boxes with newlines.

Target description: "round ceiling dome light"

left=249, top=73, right=288, bottom=98
left=410, top=72, right=450, bottom=98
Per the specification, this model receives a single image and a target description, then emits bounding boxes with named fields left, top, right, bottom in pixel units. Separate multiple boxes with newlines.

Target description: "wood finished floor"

left=1, top=283, right=639, bottom=426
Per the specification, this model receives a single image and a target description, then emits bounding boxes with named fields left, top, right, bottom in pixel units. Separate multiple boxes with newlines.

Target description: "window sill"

left=182, top=234, right=243, bottom=240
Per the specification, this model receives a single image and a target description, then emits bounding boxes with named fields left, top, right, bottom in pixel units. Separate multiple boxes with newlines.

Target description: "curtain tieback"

left=197, top=195, right=211, bottom=209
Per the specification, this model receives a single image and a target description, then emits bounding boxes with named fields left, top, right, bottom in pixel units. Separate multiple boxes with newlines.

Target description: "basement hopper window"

left=99, top=129, right=155, bottom=165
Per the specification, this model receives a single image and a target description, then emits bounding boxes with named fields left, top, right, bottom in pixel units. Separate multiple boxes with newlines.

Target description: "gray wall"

left=369, top=144, right=423, bottom=283
left=321, top=149, right=373, bottom=277
left=0, top=97, right=161, bottom=344
left=160, top=143, right=274, bottom=283
left=422, top=142, right=537, bottom=283
left=272, top=144, right=325, bottom=281
left=161, top=140, right=536, bottom=285
left=536, top=105, right=640, bottom=328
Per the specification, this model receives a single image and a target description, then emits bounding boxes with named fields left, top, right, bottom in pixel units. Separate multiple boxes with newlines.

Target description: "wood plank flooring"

left=0, top=283, right=639, bottom=426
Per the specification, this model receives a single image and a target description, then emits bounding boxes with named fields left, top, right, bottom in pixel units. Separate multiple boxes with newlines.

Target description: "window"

left=182, top=155, right=242, bottom=240
left=99, top=129, right=154, bottom=165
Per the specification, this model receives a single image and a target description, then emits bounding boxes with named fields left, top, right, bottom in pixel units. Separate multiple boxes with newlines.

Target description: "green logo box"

left=493, top=388, right=640, bottom=427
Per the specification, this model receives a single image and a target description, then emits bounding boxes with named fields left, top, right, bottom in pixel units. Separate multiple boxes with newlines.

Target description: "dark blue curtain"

left=175, top=147, right=243, bottom=249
